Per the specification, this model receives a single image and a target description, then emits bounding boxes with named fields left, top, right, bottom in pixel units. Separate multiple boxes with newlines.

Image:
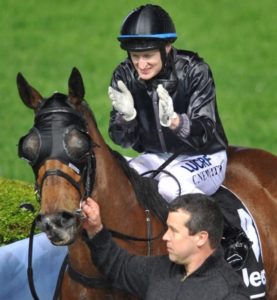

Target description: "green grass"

left=0, top=0, right=276, bottom=183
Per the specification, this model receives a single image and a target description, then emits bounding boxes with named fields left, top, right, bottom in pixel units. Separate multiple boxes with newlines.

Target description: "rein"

left=67, top=264, right=113, bottom=290
left=64, top=208, right=165, bottom=291
left=140, top=150, right=184, bottom=197
left=27, top=210, right=165, bottom=299
left=27, top=218, right=39, bottom=300
left=27, top=107, right=180, bottom=299
left=27, top=216, right=69, bottom=300
left=27, top=151, right=166, bottom=299
left=27, top=149, right=178, bottom=299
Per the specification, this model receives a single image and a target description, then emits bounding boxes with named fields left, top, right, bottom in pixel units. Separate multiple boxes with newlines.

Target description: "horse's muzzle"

left=36, top=211, right=79, bottom=245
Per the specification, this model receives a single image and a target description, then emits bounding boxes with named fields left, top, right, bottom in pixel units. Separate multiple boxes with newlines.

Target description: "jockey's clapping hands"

left=108, top=82, right=180, bottom=128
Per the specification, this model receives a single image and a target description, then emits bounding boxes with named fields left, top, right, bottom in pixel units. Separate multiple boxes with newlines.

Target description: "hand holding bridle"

left=82, top=197, right=103, bottom=238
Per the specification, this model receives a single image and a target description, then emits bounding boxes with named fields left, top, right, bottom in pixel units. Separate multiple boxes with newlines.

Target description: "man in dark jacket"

left=108, top=4, right=228, bottom=202
left=82, top=194, right=249, bottom=300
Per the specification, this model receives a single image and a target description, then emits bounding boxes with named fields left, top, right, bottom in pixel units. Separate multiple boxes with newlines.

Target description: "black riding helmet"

left=118, top=4, right=177, bottom=52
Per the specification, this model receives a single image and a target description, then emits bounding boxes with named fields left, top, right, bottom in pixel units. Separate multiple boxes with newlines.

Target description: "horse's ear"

left=16, top=73, right=43, bottom=109
left=68, top=67, right=85, bottom=105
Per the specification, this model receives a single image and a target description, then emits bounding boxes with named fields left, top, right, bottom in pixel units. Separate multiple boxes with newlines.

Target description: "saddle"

left=212, top=186, right=254, bottom=270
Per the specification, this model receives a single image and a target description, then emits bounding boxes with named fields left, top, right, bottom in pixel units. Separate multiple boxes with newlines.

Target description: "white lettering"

left=242, top=268, right=250, bottom=287
left=261, top=270, right=266, bottom=285
left=249, top=271, right=261, bottom=287
left=242, top=268, right=266, bottom=287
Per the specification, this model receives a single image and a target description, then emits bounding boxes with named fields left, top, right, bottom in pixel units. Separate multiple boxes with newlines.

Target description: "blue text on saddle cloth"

left=181, top=155, right=223, bottom=185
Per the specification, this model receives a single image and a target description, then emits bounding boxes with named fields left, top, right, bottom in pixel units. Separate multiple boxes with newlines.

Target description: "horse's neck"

left=85, top=112, right=140, bottom=230
left=92, top=140, right=138, bottom=217
left=68, top=238, right=99, bottom=276
left=86, top=115, right=135, bottom=197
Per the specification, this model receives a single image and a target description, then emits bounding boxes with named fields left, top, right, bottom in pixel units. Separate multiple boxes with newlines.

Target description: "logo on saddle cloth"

left=212, top=187, right=266, bottom=298
left=242, top=268, right=266, bottom=288
left=237, top=209, right=266, bottom=296
left=237, top=209, right=261, bottom=262
left=180, top=154, right=223, bottom=184
left=181, top=155, right=212, bottom=172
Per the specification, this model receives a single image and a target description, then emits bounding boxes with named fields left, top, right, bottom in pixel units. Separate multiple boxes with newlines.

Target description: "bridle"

left=27, top=153, right=95, bottom=300
left=26, top=101, right=97, bottom=300
left=25, top=99, right=166, bottom=300
left=34, top=154, right=94, bottom=208
left=27, top=153, right=165, bottom=299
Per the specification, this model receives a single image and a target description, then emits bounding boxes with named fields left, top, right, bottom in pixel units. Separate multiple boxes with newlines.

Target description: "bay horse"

left=16, top=68, right=277, bottom=299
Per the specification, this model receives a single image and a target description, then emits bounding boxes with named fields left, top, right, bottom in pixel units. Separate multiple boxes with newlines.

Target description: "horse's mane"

left=110, top=149, right=168, bottom=225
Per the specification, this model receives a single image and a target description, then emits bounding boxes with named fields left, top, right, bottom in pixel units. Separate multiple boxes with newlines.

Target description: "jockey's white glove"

left=157, top=84, right=177, bottom=127
left=108, top=81, right=137, bottom=121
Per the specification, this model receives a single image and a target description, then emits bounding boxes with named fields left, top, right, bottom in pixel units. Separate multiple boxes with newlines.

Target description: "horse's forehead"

left=35, top=92, right=86, bottom=126
left=41, top=93, right=71, bottom=109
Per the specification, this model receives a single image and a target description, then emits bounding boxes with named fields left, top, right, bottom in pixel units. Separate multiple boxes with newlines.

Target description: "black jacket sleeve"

left=84, top=228, right=154, bottom=299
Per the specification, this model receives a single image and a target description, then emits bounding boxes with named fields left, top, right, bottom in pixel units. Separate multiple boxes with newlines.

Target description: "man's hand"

left=157, top=84, right=178, bottom=127
left=108, top=81, right=137, bottom=121
left=82, top=198, right=103, bottom=238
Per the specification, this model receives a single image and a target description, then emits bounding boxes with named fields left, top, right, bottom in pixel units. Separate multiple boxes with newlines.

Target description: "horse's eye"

left=18, top=129, right=41, bottom=164
left=64, top=128, right=91, bottom=162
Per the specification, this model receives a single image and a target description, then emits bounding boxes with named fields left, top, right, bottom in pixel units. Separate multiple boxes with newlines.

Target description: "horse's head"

left=17, top=68, right=96, bottom=246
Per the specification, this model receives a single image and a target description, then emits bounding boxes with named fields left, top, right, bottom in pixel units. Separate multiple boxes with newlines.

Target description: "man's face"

left=129, top=49, right=163, bottom=80
left=163, top=210, right=199, bottom=265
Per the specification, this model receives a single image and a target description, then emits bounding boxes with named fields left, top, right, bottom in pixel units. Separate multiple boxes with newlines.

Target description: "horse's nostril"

left=61, top=211, right=73, bottom=220
left=36, top=214, right=54, bottom=232
left=60, top=211, right=76, bottom=228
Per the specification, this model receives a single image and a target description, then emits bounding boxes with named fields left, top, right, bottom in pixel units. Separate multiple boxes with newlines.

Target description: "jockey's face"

left=129, top=45, right=171, bottom=80
left=163, top=209, right=207, bottom=266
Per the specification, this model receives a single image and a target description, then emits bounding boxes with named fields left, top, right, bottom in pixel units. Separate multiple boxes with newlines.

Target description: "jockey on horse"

left=108, top=4, right=251, bottom=270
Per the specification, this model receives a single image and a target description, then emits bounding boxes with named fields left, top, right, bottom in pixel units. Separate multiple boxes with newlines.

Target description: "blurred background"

left=0, top=0, right=276, bottom=183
